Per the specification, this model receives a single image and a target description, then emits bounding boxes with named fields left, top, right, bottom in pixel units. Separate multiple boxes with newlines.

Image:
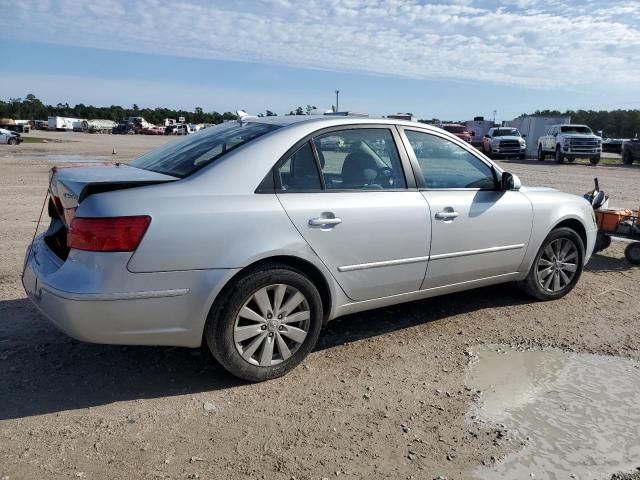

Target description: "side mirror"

left=484, top=134, right=490, bottom=138
left=470, top=131, right=476, bottom=137
left=522, top=134, right=527, bottom=138
left=501, top=171, right=521, bottom=191
left=553, top=132, right=558, bottom=137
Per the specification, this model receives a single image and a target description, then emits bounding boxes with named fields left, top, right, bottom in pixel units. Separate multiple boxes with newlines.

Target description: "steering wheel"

left=378, top=166, right=394, bottom=187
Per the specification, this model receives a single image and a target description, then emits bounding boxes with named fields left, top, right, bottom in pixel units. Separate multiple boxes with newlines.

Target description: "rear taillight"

left=67, top=216, right=151, bottom=252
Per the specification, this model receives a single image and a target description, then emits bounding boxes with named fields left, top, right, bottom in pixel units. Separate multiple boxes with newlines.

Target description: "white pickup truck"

left=537, top=124, right=602, bottom=165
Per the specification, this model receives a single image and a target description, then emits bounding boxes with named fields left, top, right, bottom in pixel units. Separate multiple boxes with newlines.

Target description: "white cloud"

left=3, top=0, right=640, bottom=90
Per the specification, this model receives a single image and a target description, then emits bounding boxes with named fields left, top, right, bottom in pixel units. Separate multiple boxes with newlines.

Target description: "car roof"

left=247, top=114, right=445, bottom=132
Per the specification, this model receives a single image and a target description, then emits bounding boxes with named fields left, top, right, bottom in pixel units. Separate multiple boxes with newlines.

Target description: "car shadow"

left=586, top=251, right=637, bottom=272
left=0, top=297, right=244, bottom=420
left=316, top=282, right=532, bottom=350
left=0, top=283, right=535, bottom=420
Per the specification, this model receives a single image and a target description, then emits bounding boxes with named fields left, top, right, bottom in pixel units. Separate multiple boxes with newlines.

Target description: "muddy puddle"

left=44, top=154, right=111, bottom=163
left=466, top=345, right=640, bottom=479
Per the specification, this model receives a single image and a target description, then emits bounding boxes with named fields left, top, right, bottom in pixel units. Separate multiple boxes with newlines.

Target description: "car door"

left=275, top=126, right=431, bottom=301
left=399, top=128, right=533, bottom=289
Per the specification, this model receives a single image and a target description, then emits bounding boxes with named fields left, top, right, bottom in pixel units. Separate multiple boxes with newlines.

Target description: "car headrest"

left=341, top=152, right=378, bottom=186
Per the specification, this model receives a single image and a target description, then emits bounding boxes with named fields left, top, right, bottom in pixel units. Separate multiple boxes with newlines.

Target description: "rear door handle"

left=309, top=212, right=342, bottom=227
left=435, top=210, right=459, bottom=221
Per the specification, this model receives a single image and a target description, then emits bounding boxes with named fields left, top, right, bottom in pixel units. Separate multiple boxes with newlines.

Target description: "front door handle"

left=435, top=210, right=459, bottom=221
left=309, top=212, right=342, bottom=228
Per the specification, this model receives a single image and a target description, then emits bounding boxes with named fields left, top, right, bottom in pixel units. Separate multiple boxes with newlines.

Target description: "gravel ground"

left=1, top=131, right=639, bottom=480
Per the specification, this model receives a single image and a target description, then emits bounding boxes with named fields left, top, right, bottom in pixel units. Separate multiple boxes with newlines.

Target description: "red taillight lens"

left=67, top=216, right=151, bottom=252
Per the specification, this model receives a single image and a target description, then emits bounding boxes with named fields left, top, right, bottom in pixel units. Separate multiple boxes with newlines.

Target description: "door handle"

left=309, top=212, right=342, bottom=228
left=435, top=210, right=459, bottom=220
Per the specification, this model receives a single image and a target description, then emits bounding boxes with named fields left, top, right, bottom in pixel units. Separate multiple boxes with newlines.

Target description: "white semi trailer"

left=48, top=116, right=80, bottom=131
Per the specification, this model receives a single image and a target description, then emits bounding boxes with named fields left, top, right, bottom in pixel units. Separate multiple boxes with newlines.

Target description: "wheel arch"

left=207, top=254, right=335, bottom=330
left=518, top=210, right=592, bottom=276
left=552, top=217, right=588, bottom=251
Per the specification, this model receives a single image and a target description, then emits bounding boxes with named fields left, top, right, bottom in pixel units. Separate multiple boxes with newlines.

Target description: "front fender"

left=517, top=190, right=596, bottom=275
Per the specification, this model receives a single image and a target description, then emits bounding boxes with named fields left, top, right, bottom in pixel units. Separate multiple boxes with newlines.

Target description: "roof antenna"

left=236, top=110, right=258, bottom=122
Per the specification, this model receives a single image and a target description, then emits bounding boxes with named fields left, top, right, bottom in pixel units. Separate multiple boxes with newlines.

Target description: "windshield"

left=130, top=122, right=280, bottom=177
left=443, top=125, right=465, bottom=134
left=493, top=128, right=520, bottom=137
left=560, top=125, right=593, bottom=135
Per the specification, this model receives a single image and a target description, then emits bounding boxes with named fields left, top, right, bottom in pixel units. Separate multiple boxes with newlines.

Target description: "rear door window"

left=275, top=142, right=322, bottom=191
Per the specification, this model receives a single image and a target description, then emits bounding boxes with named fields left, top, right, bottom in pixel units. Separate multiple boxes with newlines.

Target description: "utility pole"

left=335, top=90, right=340, bottom=112
left=493, top=110, right=497, bottom=126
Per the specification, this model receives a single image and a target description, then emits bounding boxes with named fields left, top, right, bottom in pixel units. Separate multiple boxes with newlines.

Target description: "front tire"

left=519, top=227, right=584, bottom=300
left=555, top=146, right=564, bottom=164
left=538, top=145, right=545, bottom=161
left=623, top=150, right=634, bottom=165
left=8, top=137, right=17, bottom=145
left=204, top=264, right=323, bottom=382
left=590, top=156, right=600, bottom=165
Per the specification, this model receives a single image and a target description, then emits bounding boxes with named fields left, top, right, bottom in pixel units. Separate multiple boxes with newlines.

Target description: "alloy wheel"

left=233, top=284, right=311, bottom=367
left=535, top=238, right=579, bottom=292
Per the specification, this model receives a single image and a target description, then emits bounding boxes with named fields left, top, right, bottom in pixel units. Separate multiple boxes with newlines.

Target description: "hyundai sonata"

left=23, top=114, right=597, bottom=381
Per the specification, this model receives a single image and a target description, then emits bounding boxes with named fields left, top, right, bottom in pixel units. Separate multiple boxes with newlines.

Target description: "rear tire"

left=538, top=145, right=545, bottom=161
left=624, top=243, right=640, bottom=265
left=567, top=158, right=575, bottom=163
left=555, top=146, right=564, bottom=164
left=204, top=263, right=323, bottom=382
left=518, top=227, right=585, bottom=300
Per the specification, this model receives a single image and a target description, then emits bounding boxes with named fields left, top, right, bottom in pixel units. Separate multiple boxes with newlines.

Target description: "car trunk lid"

left=50, top=164, right=178, bottom=210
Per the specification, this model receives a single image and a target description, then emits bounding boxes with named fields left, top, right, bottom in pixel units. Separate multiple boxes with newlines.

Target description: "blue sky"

left=1, top=0, right=639, bottom=122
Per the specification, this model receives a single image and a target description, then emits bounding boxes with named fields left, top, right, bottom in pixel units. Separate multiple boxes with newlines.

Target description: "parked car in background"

left=172, top=123, right=196, bottom=135
left=0, top=128, right=23, bottom=145
left=537, top=124, right=602, bottom=164
left=112, top=122, right=130, bottom=135
left=23, top=115, right=596, bottom=381
left=622, top=138, right=640, bottom=165
left=482, top=127, right=527, bottom=159
left=441, top=123, right=473, bottom=143
left=141, top=126, right=166, bottom=135
left=602, top=138, right=625, bottom=154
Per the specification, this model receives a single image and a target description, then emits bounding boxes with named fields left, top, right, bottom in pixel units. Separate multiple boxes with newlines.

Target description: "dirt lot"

left=1, top=131, right=640, bottom=479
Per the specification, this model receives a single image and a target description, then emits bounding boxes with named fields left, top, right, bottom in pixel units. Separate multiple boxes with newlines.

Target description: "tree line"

left=0, top=95, right=323, bottom=126
left=521, top=110, right=640, bottom=138
left=0, top=94, right=239, bottom=125
left=2, top=95, right=639, bottom=138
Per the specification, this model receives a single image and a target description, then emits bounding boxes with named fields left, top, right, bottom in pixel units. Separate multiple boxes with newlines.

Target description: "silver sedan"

left=23, top=115, right=597, bottom=381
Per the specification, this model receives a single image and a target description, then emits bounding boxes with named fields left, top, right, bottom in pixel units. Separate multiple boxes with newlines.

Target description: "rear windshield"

left=130, top=122, right=280, bottom=177
left=443, top=125, right=465, bottom=134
